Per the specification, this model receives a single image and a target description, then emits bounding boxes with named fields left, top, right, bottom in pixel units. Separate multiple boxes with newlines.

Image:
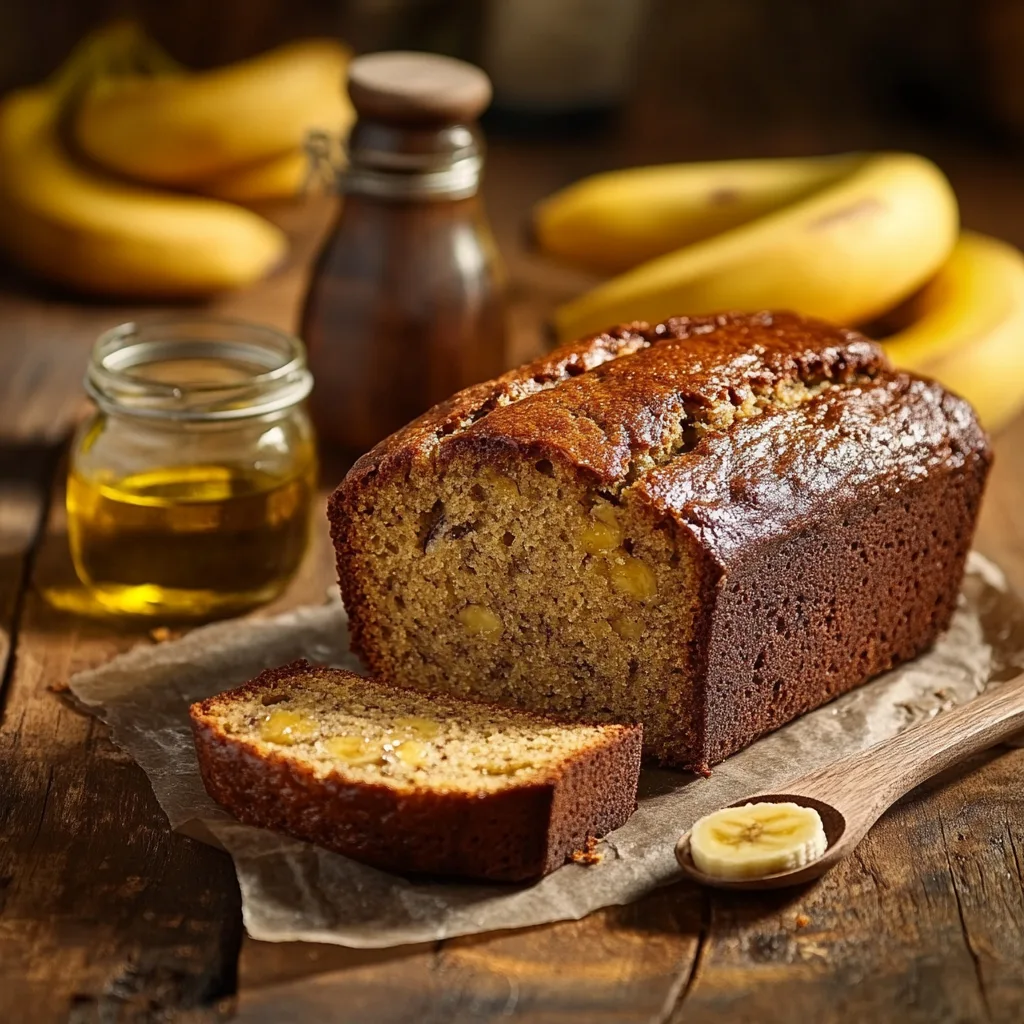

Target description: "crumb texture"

left=195, top=662, right=625, bottom=793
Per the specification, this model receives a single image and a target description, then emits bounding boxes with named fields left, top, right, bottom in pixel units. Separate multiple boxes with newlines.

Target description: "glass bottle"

left=301, top=51, right=508, bottom=454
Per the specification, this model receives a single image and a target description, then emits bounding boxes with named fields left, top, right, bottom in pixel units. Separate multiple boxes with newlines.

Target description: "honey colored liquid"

left=67, top=462, right=316, bottom=618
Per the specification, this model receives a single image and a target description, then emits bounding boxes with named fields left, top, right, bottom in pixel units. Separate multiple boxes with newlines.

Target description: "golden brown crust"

left=190, top=661, right=642, bottom=882
left=329, top=311, right=992, bottom=772
left=334, top=311, right=883, bottom=494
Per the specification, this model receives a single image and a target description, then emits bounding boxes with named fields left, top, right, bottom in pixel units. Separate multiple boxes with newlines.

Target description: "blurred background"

left=4, top=0, right=1024, bottom=149
left=5, top=0, right=1024, bottom=318
left=5, top=0, right=1024, bottom=304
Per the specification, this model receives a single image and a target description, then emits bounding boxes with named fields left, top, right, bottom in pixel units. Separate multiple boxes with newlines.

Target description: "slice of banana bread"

left=329, top=311, right=992, bottom=773
left=190, top=661, right=642, bottom=882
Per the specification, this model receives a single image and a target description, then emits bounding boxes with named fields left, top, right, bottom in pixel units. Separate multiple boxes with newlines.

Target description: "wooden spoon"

left=676, top=670, right=1024, bottom=890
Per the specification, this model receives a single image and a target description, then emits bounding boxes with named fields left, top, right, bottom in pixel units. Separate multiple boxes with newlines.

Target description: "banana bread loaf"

left=329, top=311, right=991, bottom=773
left=190, top=661, right=641, bottom=881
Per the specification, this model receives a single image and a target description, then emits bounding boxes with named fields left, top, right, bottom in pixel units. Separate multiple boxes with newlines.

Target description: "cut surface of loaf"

left=190, top=661, right=642, bottom=881
left=330, top=311, right=992, bottom=773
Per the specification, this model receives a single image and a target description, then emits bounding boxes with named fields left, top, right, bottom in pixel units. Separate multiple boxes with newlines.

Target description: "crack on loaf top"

left=342, top=312, right=888, bottom=491
left=438, top=312, right=887, bottom=491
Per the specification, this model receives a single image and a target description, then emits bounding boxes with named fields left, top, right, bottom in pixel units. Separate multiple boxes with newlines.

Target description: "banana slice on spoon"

left=688, top=802, right=828, bottom=881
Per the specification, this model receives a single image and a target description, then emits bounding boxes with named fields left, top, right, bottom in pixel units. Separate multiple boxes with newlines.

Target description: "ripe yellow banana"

left=0, top=87, right=287, bottom=297
left=48, top=20, right=180, bottom=92
left=74, top=39, right=354, bottom=186
left=534, top=153, right=865, bottom=275
left=551, top=153, right=958, bottom=342
left=196, top=148, right=308, bottom=202
left=878, top=232, right=1024, bottom=432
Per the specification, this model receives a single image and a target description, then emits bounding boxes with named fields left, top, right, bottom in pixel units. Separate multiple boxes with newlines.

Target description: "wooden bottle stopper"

left=347, top=51, right=492, bottom=124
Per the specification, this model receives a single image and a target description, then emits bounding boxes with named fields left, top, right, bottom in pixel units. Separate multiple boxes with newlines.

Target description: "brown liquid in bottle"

left=301, top=52, right=508, bottom=454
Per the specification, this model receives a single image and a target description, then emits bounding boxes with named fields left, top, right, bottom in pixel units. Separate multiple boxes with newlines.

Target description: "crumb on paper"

left=795, top=913, right=811, bottom=929
left=798, top=941, right=830, bottom=960
left=897, top=689, right=958, bottom=722
left=149, top=627, right=173, bottom=643
left=571, top=835, right=603, bottom=866
left=47, top=680, right=70, bottom=693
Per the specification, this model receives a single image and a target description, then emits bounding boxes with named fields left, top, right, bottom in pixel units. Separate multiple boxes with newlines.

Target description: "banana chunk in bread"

left=190, top=661, right=642, bottom=881
left=330, top=311, right=991, bottom=772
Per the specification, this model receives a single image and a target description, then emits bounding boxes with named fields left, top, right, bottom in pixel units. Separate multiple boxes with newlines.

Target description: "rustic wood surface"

left=1, top=135, right=1023, bottom=1023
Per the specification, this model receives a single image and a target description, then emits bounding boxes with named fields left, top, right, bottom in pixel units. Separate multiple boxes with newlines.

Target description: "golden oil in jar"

left=69, top=315, right=317, bottom=619
left=68, top=460, right=315, bottom=618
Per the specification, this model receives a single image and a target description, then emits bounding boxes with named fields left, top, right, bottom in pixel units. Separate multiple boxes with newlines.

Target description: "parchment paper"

left=69, top=552, right=1024, bottom=948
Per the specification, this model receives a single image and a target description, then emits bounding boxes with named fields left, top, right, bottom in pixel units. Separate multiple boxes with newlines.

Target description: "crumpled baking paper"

left=69, top=552, right=1024, bottom=948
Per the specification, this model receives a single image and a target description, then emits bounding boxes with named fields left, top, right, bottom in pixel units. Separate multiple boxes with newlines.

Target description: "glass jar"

left=68, top=315, right=316, bottom=620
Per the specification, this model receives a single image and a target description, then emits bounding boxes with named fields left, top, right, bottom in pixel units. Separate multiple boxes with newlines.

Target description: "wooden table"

left=2, top=137, right=1024, bottom=1024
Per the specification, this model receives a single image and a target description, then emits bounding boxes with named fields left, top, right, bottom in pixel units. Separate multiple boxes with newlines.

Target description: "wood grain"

left=671, top=750, right=1024, bottom=1023
left=234, top=889, right=702, bottom=1024
left=0, top=442, right=53, bottom=691
left=0, top=467, right=244, bottom=1022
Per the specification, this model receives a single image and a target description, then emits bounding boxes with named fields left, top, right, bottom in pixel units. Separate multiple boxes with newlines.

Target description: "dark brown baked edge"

left=189, top=664, right=643, bottom=883
left=543, top=721, right=643, bottom=874
left=686, top=444, right=991, bottom=773
left=650, top=373, right=992, bottom=773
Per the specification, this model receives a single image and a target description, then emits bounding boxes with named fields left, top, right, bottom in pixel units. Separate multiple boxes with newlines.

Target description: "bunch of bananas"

left=534, top=155, right=1024, bottom=431
left=0, top=22, right=353, bottom=298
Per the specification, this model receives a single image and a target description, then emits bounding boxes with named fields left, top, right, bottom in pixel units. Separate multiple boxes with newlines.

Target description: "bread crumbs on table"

left=571, top=836, right=603, bottom=866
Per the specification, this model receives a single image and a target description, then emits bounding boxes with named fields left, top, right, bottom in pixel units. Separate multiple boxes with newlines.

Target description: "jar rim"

left=85, top=314, right=313, bottom=422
